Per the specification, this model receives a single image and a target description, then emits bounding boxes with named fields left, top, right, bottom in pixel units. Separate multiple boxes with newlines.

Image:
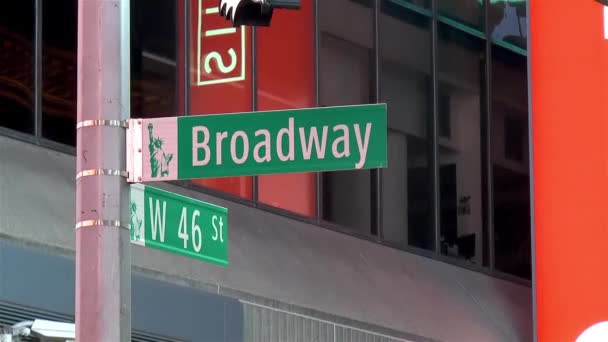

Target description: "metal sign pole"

left=75, top=0, right=131, bottom=341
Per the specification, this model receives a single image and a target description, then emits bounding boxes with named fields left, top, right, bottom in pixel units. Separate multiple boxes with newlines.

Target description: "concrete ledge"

left=0, top=135, right=533, bottom=342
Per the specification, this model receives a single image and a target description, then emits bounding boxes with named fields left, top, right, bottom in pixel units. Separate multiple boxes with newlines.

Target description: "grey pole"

left=75, top=0, right=131, bottom=341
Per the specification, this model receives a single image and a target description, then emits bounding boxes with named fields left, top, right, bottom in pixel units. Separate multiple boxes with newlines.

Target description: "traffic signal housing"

left=218, top=0, right=301, bottom=27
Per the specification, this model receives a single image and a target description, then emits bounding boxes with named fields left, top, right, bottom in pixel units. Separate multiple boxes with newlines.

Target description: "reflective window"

left=489, top=0, right=527, bottom=50
left=492, top=45, right=530, bottom=279
left=0, top=1, right=35, bottom=134
left=438, top=24, right=485, bottom=264
left=319, top=0, right=374, bottom=235
left=438, top=0, right=484, bottom=31
left=131, top=0, right=179, bottom=118
left=380, top=1, right=433, bottom=249
left=42, top=0, right=77, bottom=146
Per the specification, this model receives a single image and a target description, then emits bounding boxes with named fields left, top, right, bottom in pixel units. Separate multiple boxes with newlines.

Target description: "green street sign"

left=127, top=104, right=387, bottom=182
left=129, top=184, right=228, bottom=267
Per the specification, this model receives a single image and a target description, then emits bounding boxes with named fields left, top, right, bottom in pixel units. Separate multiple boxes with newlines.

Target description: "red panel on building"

left=256, top=0, right=316, bottom=216
left=530, top=1, right=608, bottom=340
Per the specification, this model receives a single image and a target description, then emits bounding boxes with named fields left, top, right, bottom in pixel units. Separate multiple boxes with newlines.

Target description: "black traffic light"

left=218, top=0, right=301, bottom=27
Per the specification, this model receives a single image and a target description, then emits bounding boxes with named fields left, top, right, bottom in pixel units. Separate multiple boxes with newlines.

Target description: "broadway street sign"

left=127, top=104, right=387, bottom=182
left=129, top=184, right=228, bottom=266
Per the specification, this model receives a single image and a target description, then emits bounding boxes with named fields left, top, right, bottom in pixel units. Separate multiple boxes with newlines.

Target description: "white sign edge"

left=127, top=119, right=143, bottom=183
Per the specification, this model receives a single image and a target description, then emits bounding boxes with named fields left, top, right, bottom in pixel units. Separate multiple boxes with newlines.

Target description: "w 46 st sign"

left=130, top=184, right=228, bottom=266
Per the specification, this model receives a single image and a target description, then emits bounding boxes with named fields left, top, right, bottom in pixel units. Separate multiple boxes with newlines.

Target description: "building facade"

left=0, top=0, right=533, bottom=341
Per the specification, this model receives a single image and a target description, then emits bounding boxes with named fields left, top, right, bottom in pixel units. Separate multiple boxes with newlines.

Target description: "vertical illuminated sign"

left=196, top=0, right=246, bottom=86
left=530, top=1, right=608, bottom=341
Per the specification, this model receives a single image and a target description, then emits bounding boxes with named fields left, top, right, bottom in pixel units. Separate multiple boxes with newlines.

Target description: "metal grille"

left=0, top=301, right=182, bottom=342
left=0, top=302, right=70, bottom=329
left=245, top=304, right=334, bottom=342
left=243, top=301, right=418, bottom=342
left=336, top=326, right=407, bottom=342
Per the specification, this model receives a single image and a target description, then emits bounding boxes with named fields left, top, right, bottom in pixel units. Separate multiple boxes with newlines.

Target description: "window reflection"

left=42, top=0, right=77, bottom=146
left=380, top=1, right=433, bottom=250
left=319, top=0, right=374, bottom=235
left=0, top=1, right=34, bottom=134
left=131, top=0, right=178, bottom=118
left=492, top=45, right=530, bottom=279
left=438, top=23, right=485, bottom=264
left=489, top=0, right=527, bottom=49
left=256, top=0, right=316, bottom=217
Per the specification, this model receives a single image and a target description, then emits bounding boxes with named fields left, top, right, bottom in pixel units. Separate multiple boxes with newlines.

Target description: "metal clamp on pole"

left=75, top=168, right=130, bottom=231
left=74, top=167, right=130, bottom=231
left=76, top=169, right=129, bottom=180
left=76, top=119, right=129, bottom=129
left=75, top=120, right=130, bottom=180
left=75, top=219, right=130, bottom=231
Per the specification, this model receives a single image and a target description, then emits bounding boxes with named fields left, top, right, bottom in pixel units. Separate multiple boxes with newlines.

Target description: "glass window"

left=437, top=24, right=486, bottom=265
left=0, top=1, right=35, bottom=134
left=491, top=45, right=530, bottom=279
left=379, top=1, right=433, bottom=250
left=131, top=0, right=179, bottom=118
left=319, top=0, right=374, bottom=235
left=438, top=0, right=484, bottom=31
left=41, top=0, right=77, bottom=146
left=489, top=0, right=527, bottom=50
left=257, top=1, right=316, bottom=217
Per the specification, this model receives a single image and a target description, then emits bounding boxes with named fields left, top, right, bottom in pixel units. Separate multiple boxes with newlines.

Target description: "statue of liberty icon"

left=148, top=123, right=173, bottom=178
left=130, top=201, right=143, bottom=242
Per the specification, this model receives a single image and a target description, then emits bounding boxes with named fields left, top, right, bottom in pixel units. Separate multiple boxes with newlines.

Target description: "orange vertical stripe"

left=530, top=1, right=608, bottom=340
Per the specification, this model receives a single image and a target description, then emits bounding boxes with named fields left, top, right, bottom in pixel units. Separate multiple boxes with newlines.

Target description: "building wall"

left=0, top=0, right=533, bottom=279
left=0, top=0, right=534, bottom=341
left=0, top=135, right=532, bottom=341
left=0, top=239, right=244, bottom=342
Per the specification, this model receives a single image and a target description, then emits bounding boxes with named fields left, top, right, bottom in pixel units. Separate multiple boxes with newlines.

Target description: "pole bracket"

left=126, top=119, right=143, bottom=183
left=76, top=168, right=129, bottom=180
left=75, top=219, right=130, bottom=231
left=76, top=119, right=129, bottom=129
